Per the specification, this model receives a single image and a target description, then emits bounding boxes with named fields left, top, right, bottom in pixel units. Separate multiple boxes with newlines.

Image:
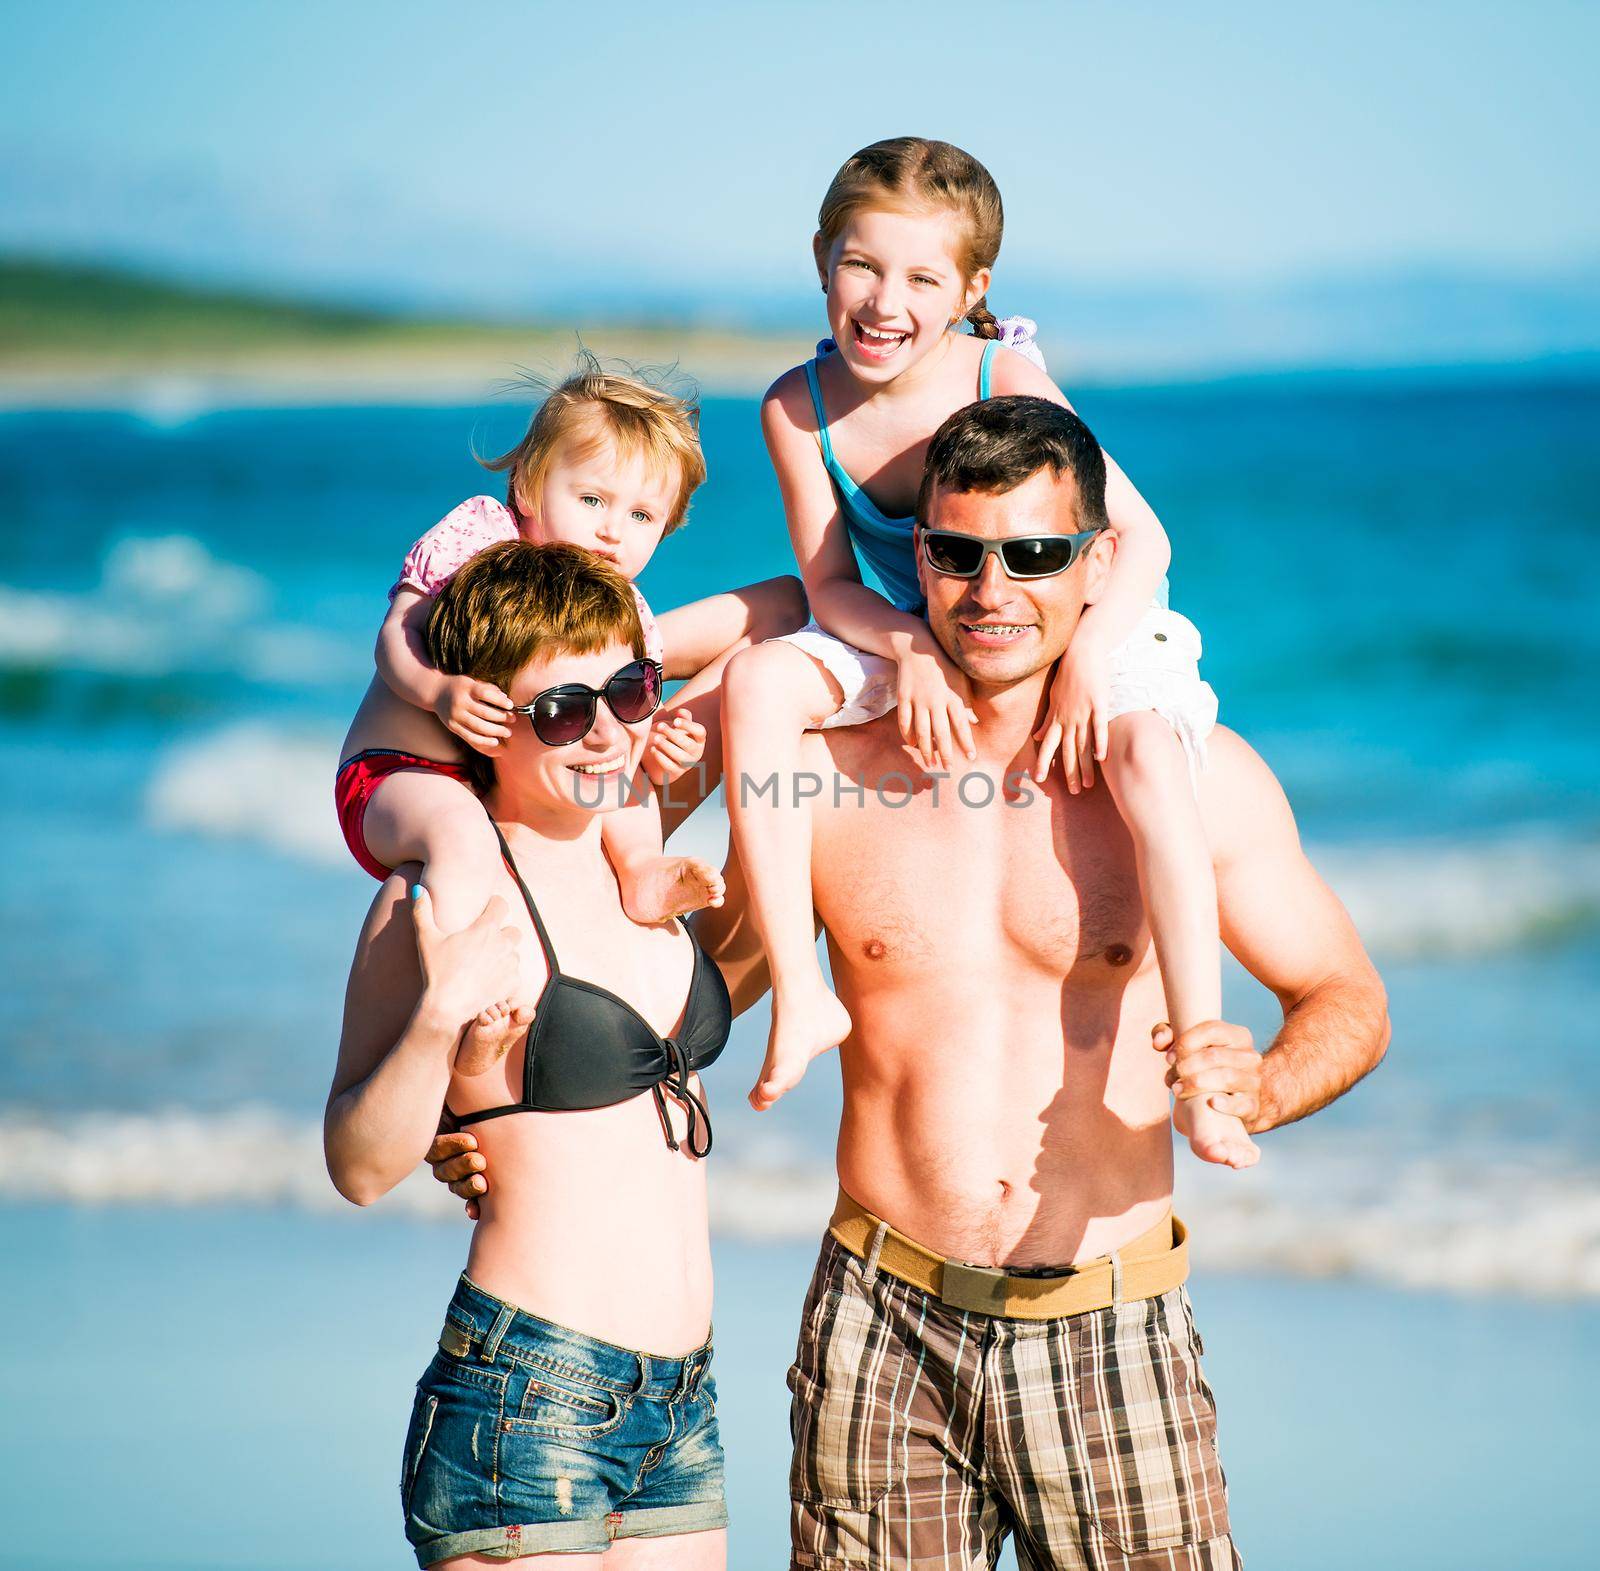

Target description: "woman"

left=325, top=540, right=762, bottom=1570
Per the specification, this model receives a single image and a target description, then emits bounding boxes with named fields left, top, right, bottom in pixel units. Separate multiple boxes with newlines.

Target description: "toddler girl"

left=337, top=362, right=804, bottom=1066
left=724, top=137, right=1256, bottom=1169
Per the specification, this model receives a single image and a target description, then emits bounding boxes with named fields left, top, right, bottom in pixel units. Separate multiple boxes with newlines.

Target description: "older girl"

left=724, top=137, right=1254, bottom=1169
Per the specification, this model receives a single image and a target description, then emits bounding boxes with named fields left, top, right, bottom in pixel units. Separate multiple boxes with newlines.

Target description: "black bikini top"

left=449, top=821, right=731, bottom=1157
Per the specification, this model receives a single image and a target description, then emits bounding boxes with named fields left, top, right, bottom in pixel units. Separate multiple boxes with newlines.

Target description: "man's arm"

left=1179, top=728, right=1390, bottom=1134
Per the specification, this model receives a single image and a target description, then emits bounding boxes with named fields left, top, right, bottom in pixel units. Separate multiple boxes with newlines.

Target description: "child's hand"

left=1035, top=638, right=1109, bottom=792
left=434, top=674, right=512, bottom=753
left=895, top=637, right=978, bottom=773
left=643, top=708, right=707, bottom=788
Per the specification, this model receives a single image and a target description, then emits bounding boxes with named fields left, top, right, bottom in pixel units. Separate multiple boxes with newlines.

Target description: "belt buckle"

left=941, top=1261, right=1010, bottom=1315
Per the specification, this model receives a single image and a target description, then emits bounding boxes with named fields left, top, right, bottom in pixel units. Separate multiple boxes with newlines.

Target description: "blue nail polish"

left=411, top=883, right=424, bottom=901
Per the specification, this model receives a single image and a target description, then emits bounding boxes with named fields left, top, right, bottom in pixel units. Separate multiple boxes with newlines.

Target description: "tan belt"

left=829, top=1189, right=1189, bottom=1320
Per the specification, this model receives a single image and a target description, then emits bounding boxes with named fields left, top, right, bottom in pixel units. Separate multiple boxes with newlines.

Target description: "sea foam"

left=145, top=718, right=1600, bottom=963
left=2, top=1106, right=1596, bottom=1301
left=146, top=722, right=346, bottom=864
left=0, top=533, right=362, bottom=689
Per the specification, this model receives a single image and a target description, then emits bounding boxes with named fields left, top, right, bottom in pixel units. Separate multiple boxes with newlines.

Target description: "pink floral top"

left=391, top=495, right=663, bottom=665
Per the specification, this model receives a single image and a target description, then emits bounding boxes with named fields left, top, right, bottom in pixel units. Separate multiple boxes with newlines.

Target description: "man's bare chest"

left=811, top=765, right=1150, bottom=981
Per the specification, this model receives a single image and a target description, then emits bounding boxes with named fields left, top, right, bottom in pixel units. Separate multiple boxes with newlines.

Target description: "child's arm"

left=761, top=371, right=922, bottom=657
left=762, top=370, right=975, bottom=766
left=991, top=350, right=1173, bottom=782
left=375, top=589, right=512, bottom=753
left=652, top=575, right=806, bottom=681
left=989, top=351, right=1172, bottom=647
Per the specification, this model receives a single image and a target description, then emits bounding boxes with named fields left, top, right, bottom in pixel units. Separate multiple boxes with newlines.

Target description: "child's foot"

left=620, top=856, right=726, bottom=925
left=454, top=998, right=535, bottom=1078
left=749, top=984, right=852, bottom=1111
left=1174, top=1094, right=1260, bottom=1170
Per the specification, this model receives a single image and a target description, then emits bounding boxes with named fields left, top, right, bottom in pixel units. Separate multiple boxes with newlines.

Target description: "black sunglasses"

left=920, top=528, right=1104, bottom=580
left=511, top=658, right=663, bottom=747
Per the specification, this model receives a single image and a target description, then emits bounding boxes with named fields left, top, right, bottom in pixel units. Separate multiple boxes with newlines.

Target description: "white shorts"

left=775, top=605, right=1219, bottom=782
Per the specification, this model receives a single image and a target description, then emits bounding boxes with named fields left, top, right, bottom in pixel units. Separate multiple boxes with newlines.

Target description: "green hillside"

left=0, top=258, right=804, bottom=393
left=0, top=258, right=519, bottom=352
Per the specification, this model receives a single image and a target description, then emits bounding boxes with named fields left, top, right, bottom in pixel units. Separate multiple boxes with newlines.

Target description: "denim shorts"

left=401, top=1275, right=726, bottom=1564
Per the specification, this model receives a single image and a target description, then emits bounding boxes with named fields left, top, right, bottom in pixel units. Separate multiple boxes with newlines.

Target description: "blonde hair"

left=817, top=137, right=1006, bottom=340
left=482, top=354, right=707, bottom=534
left=426, top=540, right=646, bottom=792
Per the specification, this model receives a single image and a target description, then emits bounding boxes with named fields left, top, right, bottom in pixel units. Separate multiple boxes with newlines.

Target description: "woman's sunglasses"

left=511, top=658, right=663, bottom=747
left=920, top=528, right=1104, bottom=581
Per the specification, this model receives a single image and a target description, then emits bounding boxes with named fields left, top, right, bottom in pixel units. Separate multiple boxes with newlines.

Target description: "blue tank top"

left=803, top=340, right=997, bottom=612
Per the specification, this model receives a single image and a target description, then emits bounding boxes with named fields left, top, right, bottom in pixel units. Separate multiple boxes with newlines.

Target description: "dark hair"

left=425, top=540, right=645, bottom=793
left=916, top=396, right=1109, bottom=529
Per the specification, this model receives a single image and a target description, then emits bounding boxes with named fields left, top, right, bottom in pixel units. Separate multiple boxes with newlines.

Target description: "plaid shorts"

left=788, top=1231, right=1239, bottom=1570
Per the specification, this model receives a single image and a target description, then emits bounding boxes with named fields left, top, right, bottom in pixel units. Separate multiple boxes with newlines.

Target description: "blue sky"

left=2, top=0, right=1596, bottom=318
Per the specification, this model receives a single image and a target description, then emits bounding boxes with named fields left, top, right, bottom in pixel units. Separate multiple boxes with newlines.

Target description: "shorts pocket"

left=504, top=1364, right=628, bottom=1437
left=787, top=1262, right=910, bottom=1510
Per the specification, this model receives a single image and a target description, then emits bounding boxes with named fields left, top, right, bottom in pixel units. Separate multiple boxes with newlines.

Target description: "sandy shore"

left=4, top=1202, right=1593, bottom=1570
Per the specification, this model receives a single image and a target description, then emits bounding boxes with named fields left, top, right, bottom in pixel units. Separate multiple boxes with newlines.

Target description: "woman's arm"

left=990, top=350, right=1172, bottom=654
left=324, top=878, right=523, bottom=1206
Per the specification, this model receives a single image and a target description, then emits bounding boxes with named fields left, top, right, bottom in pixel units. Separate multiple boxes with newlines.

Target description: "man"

left=431, top=397, right=1389, bottom=1570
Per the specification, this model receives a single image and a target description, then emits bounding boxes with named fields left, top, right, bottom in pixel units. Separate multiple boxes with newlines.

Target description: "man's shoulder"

left=1198, top=727, right=1295, bottom=861
left=800, top=714, right=906, bottom=782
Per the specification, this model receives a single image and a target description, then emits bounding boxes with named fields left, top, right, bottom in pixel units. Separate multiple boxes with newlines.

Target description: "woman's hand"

left=411, top=886, right=524, bottom=1033
left=893, top=630, right=978, bottom=772
left=1035, top=637, right=1110, bottom=792
left=642, top=708, right=706, bottom=788
left=433, top=674, right=513, bottom=753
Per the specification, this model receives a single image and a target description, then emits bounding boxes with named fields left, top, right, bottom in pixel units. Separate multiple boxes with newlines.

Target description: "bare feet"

left=454, top=998, right=535, bottom=1078
left=750, top=983, right=852, bottom=1111
left=1174, top=1093, right=1260, bottom=1170
left=620, top=855, right=726, bottom=925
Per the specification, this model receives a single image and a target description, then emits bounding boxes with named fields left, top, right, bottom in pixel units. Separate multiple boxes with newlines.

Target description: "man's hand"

left=1153, top=1019, right=1266, bottom=1133
left=433, top=674, right=513, bottom=753
left=426, top=1129, right=487, bottom=1219
left=1035, top=637, right=1109, bottom=792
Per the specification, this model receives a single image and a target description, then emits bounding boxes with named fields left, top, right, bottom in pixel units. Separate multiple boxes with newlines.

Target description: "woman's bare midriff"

left=449, top=838, right=716, bottom=1356
left=462, top=1093, right=714, bottom=1356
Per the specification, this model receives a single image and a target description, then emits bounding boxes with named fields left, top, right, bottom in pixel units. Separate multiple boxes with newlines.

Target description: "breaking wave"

left=1, top=1106, right=1596, bottom=1301
left=0, top=533, right=363, bottom=699
left=144, top=719, right=1600, bottom=961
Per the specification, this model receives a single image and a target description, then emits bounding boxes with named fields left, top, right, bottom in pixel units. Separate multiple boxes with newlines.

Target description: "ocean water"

left=3, top=374, right=1598, bottom=1290
left=1, top=374, right=1598, bottom=1563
